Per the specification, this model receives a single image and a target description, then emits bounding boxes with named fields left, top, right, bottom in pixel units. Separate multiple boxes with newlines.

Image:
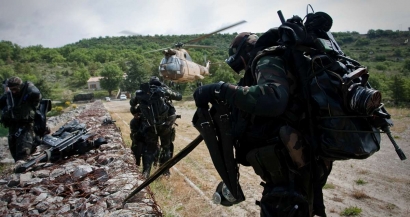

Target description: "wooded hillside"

left=1, top=29, right=409, bottom=105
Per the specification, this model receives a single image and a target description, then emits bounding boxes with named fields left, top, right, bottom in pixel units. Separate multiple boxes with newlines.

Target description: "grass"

left=387, top=107, right=410, bottom=134
left=0, top=163, right=12, bottom=174
left=341, top=206, right=362, bottom=216
left=355, top=178, right=368, bottom=185
left=323, top=183, right=336, bottom=189
left=385, top=203, right=397, bottom=210
left=352, top=190, right=370, bottom=199
left=0, top=126, right=7, bottom=137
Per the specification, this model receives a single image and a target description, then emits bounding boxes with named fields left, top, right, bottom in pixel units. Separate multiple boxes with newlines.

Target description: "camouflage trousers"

left=8, top=124, right=35, bottom=162
left=145, top=125, right=175, bottom=163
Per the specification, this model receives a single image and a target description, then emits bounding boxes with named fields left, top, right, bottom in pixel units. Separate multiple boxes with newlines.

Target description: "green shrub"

left=0, top=125, right=8, bottom=137
left=355, top=178, right=368, bottom=185
left=341, top=206, right=362, bottom=216
left=375, top=64, right=387, bottom=71
left=375, top=55, right=386, bottom=62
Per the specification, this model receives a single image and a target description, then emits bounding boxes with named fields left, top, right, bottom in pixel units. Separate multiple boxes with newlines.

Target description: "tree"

left=35, top=77, right=52, bottom=99
left=389, top=74, right=409, bottom=105
left=0, top=65, right=14, bottom=81
left=73, top=67, right=90, bottom=86
left=100, top=63, right=123, bottom=96
left=403, top=59, right=410, bottom=73
left=121, top=55, right=151, bottom=92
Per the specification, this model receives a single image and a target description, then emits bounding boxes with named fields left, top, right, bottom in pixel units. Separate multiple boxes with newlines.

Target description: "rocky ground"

left=0, top=100, right=161, bottom=217
left=103, top=100, right=410, bottom=217
left=1, top=99, right=409, bottom=217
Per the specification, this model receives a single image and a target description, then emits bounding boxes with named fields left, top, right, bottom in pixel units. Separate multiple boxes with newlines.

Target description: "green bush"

left=0, top=125, right=8, bottom=137
left=341, top=206, right=362, bottom=216
left=374, top=55, right=386, bottom=62
left=355, top=38, right=370, bottom=46
left=375, top=64, right=388, bottom=71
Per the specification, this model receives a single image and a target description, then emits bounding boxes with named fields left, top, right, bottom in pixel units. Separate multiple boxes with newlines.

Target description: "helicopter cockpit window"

left=160, top=55, right=178, bottom=64
left=183, top=52, right=192, bottom=61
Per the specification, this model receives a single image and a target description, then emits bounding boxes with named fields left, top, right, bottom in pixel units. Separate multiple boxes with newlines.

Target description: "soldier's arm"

left=164, top=88, right=182, bottom=101
left=221, top=56, right=289, bottom=117
left=130, top=91, right=142, bottom=114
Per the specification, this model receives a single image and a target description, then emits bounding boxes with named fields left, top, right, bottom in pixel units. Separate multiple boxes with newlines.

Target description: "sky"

left=0, top=0, right=409, bottom=48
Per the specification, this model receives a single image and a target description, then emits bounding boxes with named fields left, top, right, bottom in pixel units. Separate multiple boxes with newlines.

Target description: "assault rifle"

left=15, top=120, right=107, bottom=173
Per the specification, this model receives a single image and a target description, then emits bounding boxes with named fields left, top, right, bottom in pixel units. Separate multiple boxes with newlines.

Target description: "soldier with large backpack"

left=0, top=76, right=48, bottom=163
left=193, top=6, right=404, bottom=217
left=130, top=76, right=182, bottom=178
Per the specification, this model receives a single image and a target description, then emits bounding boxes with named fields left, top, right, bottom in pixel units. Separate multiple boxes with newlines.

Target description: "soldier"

left=130, top=76, right=182, bottom=178
left=129, top=106, right=145, bottom=166
left=193, top=30, right=332, bottom=216
left=0, top=76, right=42, bottom=163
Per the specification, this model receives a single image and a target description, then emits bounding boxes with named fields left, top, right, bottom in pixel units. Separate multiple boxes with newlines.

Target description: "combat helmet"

left=149, top=76, right=161, bottom=86
left=225, top=32, right=258, bottom=73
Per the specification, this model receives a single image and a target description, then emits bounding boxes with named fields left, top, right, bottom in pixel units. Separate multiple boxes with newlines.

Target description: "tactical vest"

left=136, top=85, right=170, bottom=127
left=1, top=82, right=38, bottom=126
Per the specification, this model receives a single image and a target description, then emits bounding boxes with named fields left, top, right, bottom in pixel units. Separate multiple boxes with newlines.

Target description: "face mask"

left=226, top=35, right=250, bottom=73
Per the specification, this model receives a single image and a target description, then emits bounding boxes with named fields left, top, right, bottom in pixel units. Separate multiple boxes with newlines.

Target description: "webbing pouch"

left=246, top=145, right=287, bottom=184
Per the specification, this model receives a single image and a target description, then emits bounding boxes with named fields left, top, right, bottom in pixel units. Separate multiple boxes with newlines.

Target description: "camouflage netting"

left=0, top=100, right=162, bottom=216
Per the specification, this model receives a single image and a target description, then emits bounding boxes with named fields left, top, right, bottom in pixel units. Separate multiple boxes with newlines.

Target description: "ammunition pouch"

left=246, top=144, right=288, bottom=185
left=260, top=185, right=310, bottom=217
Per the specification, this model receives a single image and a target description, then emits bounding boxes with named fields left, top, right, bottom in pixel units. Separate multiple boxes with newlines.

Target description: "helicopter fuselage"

left=159, top=49, right=209, bottom=83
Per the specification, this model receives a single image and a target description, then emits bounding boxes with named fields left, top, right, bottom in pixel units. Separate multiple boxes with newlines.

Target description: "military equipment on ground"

left=102, top=118, right=116, bottom=125
left=73, top=93, right=94, bottom=102
left=14, top=119, right=107, bottom=173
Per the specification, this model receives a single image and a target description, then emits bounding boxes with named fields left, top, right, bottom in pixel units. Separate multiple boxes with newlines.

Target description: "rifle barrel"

left=123, top=135, right=203, bottom=204
left=14, top=153, right=48, bottom=173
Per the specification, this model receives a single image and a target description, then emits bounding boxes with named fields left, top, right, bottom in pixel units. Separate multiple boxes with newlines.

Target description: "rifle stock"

left=123, top=135, right=203, bottom=204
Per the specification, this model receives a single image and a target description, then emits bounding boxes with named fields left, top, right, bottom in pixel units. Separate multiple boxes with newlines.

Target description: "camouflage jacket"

left=0, top=82, right=41, bottom=125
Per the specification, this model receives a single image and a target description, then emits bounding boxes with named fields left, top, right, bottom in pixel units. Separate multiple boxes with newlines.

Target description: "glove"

left=193, top=82, right=227, bottom=108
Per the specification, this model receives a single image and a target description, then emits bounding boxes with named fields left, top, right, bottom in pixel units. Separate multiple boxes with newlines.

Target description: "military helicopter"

left=142, top=20, right=246, bottom=87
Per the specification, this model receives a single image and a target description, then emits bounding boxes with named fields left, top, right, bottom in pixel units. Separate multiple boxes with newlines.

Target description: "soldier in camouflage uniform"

left=193, top=31, right=331, bottom=216
left=129, top=106, right=145, bottom=166
left=130, top=76, right=182, bottom=178
left=0, top=76, right=42, bottom=162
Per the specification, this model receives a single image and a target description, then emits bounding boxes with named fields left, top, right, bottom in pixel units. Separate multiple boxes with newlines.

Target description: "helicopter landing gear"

left=169, top=81, right=175, bottom=88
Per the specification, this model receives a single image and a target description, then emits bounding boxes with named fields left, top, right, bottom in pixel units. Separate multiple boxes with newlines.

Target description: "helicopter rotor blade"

left=143, top=47, right=172, bottom=53
left=143, top=20, right=246, bottom=53
left=185, top=20, right=247, bottom=44
left=119, top=30, right=142, bottom=36
left=183, top=44, right=217, bottom=49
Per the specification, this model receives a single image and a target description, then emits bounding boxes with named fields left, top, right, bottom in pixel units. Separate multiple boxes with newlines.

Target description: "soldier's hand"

left=193, top=83, right=226, bottom=108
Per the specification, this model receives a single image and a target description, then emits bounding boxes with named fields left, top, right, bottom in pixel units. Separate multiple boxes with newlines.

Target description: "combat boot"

left=159, top=149, right=171, bottom=177
left=142, top=153, right=155, bottom=179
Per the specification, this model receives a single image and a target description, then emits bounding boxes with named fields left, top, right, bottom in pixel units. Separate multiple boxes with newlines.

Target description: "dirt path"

left=103, top=100, right=410, bottom=217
